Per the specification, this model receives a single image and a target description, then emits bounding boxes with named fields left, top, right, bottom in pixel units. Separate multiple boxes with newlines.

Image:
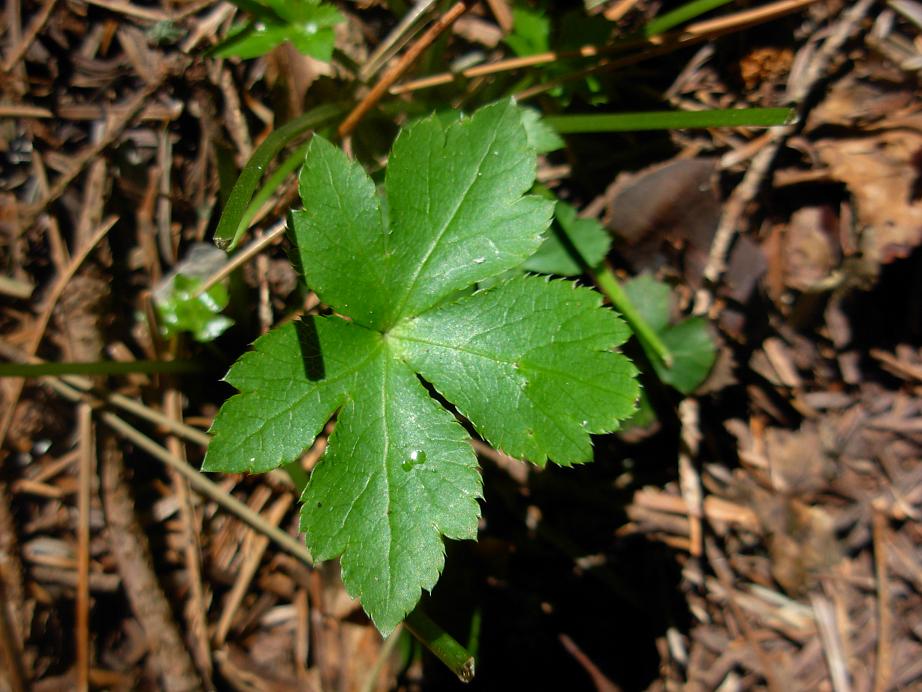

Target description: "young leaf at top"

left=213, top=0, right=343, bottom=61
left=154, top=274, right=233, bottom=343
left=204, top=100, right=639, bottom=636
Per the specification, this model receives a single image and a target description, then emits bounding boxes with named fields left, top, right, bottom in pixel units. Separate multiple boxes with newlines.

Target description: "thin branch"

left=98, top=411, right=314, bottom=566
left=872, top=503, right=892, bottom=692
left=18, top=57, right=180, bottom=229
left=1, top=0, right=58, bottom=73
left=693, top=0, right=876, bottom=314
left=338, top=0, right=474, bottom=138
left=193, top=219, right=287, bottom=297
left=76, top=404, right=94, bottom=692
left=392, top=0, right=820, bottom=96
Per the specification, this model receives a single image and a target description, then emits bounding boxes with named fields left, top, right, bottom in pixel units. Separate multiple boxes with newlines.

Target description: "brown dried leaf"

left=816, top=131, right=922, bottom=268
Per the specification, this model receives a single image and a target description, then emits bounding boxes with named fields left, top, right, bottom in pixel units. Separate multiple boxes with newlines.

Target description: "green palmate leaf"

left=204, top=100, right=639, bottom=635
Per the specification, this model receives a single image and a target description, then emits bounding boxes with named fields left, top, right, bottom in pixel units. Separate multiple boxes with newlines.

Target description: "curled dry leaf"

left=603, top=157, right=765, bottom=302
left=815, top=130, right=922, bottom=269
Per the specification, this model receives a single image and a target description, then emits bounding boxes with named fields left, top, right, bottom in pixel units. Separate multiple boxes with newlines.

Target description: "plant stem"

left=404, top=607, right=476, bottom=683
left=592, top=263, right=673, bottom=368
left=0, top=360, right=200, bottom=378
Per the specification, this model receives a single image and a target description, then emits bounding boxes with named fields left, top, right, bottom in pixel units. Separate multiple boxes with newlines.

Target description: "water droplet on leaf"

left=473, top=257, right=486, bottom=264
left=402, top=449, right=427, bottom=471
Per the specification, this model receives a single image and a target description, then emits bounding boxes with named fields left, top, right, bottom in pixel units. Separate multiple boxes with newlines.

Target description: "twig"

left=0, top=340, right=212, bottom=448
left=872, top=503, right=892, bottom=692
left=214, top=493, right=293, bottom=645
left=704, top=536, right=786, bottom=692
left=810, top=592, right=852, bottom=692
left=693, top=0, right=877, bottom=314
left=100, top=434, right=203, bottom=692
left=0, top=483, right=27, bottom=645
left=0, top=103, right=53, bottom=118
left=99, top=411, right=314, bottom=565
left=83, top=0, right=169, bottom=21
left=393, top=0, right=820, bottom=96
left=0, top=570, right=26, bottom=692
left=193, top=219, right=286, bottom=297
left=76, top=403, right=94, bottom=692
left=604, top=0, right=643, bottom=22
left=359, top=0, right=437, bottom=82
left=558, top=633, right=620, bottom=692
left=484, top=0, right=513, bottom=33
left=164, top=384, right=213, bottom=685
left=678, top=399, right=703, bottom=558
left=515, top=0, right=820, bottom=102
left=0, top=275, right=33, bottom=299
left=0, top=215, right=117, bottom=453
left=338, top=0, right=474, bottom=138
left=1, top=0, right=58, bottom=73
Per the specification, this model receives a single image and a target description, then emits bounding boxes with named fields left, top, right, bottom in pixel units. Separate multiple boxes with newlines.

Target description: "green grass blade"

left=236, top=140, right=311, bottom=239
left=642, top=0, right=737, bottom=37
left=544, top=107, right=794, bottom=133
left=0, top=360, right=201, bottom=377
left=213, top=103, right=343, bottom=251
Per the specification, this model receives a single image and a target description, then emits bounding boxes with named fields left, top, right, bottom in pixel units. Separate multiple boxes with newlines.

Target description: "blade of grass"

left=544, top=107, right=794, bottom=133
left=237, top=140, right=310, bottom=233
left=0, top=360, right=200, bottom=377
left=642, top=0, right=736, bottom=37
left=213, top=103, right=343, bottom=251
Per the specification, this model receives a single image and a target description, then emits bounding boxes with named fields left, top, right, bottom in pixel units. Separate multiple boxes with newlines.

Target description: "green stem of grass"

left=0, top=360, right=200, bottom=377
left=592, top=264, right=673, bottom=368
left=642, top=0, right=737, bottom=37
left=236, top=139, right=312, bottom=235
left=544, top=107, right=794, bottom=134
left=213, top=103, right=343, bottom=252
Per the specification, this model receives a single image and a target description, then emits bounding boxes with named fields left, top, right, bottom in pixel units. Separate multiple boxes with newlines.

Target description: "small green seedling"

left=203, top=100, right=639, bottom=634
left=623, top=274, right=716, bottom=394
left=212, top=0, right=344, bottom=61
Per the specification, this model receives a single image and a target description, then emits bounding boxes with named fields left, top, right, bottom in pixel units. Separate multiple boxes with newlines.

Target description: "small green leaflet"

left=622, top=274, right=716, bottom=394
left=523, top=200, right=611, bottom=276
left=155, top=274, right=233, bottom=343
left=204, top=100, right=639, bottom=635
left=213, top=0, right=343, bottom=61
